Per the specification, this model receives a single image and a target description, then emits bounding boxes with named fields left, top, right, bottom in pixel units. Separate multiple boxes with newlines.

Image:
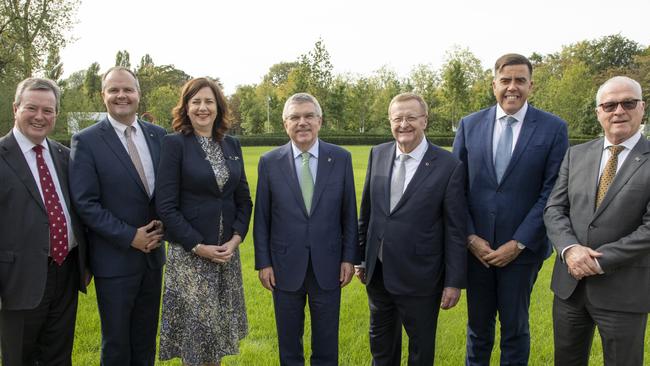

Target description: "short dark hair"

left=14, top=77, right=61, bottom=113
left=172, top=77, right=231, bottom=141
left=494, top=53, right=533, bottom=77
left=101, top=66, right=141, bottom=92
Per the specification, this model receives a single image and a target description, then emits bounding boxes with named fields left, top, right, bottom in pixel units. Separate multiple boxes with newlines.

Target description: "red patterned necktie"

left=33, top=145, right=69, bottom=265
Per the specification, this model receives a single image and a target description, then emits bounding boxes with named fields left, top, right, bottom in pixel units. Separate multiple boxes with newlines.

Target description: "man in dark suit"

left=357, top=92, right=467, bottom=365
left=544, top=76, right=650, bottom=366
left=254, top=93, right=359, bottom=365
left=69, top=66, right=166, bottom=366
left=452, top=53, right=569, bottom=365
left=0, top=78, right=88, bottom=365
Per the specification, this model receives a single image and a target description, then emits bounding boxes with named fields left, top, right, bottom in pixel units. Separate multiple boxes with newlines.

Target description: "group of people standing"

left=0, top=52, right=648, bottom=366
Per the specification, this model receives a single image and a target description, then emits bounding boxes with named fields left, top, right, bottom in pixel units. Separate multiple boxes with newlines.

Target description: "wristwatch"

left=516, top=241, right=526, bottom=250
left=191, top=244, right=201, bottom=254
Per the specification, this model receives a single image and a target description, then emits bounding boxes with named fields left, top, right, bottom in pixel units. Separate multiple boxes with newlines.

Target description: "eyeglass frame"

left=597, top=99, right=642, bottom=113
left=389, top=114, right=427, bottom=125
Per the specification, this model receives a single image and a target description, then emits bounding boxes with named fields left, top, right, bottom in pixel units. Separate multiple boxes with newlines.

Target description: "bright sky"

left=60, top=0, right=649, bottom=95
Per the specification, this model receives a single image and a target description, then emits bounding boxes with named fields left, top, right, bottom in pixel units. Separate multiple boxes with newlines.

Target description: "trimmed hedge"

left=52, top=133, right=597, bottom=148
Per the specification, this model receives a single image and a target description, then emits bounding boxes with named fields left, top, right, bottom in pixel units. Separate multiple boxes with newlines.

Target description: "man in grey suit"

left=0, top=78, right=88, bottom=365
left=544, top=76, right=650, bottom=366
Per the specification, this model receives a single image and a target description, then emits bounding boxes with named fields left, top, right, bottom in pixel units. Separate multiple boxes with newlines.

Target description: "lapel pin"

left=328, top=157, right=332, bottom=162
left=425, top=162, right=430, bottom=166
left=635, top=157, right=641, bottom=161
left=149, top=133, right=154, bottom=137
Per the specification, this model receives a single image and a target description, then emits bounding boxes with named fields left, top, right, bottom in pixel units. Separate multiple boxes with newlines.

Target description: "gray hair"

left=596, top=76, right=643, bottom=105
left=101, top=66, right=141, bottom=92
left=282, top=93, right=322, bottom=120
left=14, top=77, right=61, bottom=113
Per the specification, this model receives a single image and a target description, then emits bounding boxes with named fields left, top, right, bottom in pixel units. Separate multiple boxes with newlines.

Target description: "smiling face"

left=13, top=89, right=57, bottom=145
left=493, top=64, right=533, bottom=115
left=596, top=80, right=645, bottom=144
left=187, top=86, right=218, bottom=137
left=283, top=102, right=322, bottom=151
left=389, top=99, right=427, bottom=153
left=102, top=69, right=140, bottom=125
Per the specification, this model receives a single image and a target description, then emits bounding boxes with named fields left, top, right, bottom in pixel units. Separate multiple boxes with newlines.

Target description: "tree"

left=147, top=85, right=179, bottom=130
left=115, top=50, right=131, bottom=68
left=1, top=0, right=80, bottom=77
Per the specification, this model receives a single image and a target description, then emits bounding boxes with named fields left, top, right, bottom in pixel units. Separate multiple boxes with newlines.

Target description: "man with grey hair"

left=0, top=77, right=88, bottom=365
left=545, top=76, right=649, bottom=365
left=69, top=66, right=166, bottom=365
left=254, top=92, right=359, bottom=365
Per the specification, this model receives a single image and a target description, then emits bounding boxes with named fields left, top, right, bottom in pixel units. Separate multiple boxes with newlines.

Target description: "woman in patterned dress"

left=156, top=77, right=252, bottom=366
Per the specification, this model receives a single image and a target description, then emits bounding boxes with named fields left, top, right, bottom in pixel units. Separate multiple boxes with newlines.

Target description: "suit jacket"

left=358, top=140, right=467, bottom=296
left=0, top=132, right=88, bottom=310
left=253, top=140, right=359, bottom=291
left=452, top=105, right=568, bottom=264
left=156, top=133, right=252, bottom=251
left=545, top=136, right=650, bottom=313
left=69, top=118, right=166, bottom=278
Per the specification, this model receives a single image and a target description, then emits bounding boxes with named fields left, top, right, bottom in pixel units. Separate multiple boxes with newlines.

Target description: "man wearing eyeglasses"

left=452, top=53, right=569, bottom=365
left=544, top=76, right=649, bottom=365
left=357, top=92, right=468, bottom=365
left=254, top=93, right=359, bottom=365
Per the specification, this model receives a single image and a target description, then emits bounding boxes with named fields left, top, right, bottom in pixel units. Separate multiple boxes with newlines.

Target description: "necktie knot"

left=609, top=145, right=624, bottom=156
left=301, top=152, right=310, bottom=164
left=32, top=144, right=43, bottom=154
left=398, top=154, right=410, bottom=163
left=505, top=116, right=517, bottom=126
left=124, top=125, right=135, bottom=138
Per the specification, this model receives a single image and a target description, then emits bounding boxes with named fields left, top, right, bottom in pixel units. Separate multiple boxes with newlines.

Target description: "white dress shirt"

left=108, top=116, right=156, bottom=195
left=492, top=102, right=528, bottom=163
left=292, top=139, right=319, bottom=188
left=13, top=127, right=76, bottom=250
left=393, top=136, right=429, bottom=193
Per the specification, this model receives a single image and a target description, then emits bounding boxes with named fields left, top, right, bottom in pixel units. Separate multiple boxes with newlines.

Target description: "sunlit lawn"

left=72, top=145, right=649, bottom=365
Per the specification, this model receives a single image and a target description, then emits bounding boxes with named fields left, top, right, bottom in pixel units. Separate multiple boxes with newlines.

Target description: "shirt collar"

left=496, top=101, right=528, bottom=124
left=603, top=131, right=642, bottom=151
left=108, top=114, right=139, bottom=136
left=13, top=126, right=48, bottom=154
left=395, top=137, right=428, bottom=162
left=291, top=139, right=320, bottom=159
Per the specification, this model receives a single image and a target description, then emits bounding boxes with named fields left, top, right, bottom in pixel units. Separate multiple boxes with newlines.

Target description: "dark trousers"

left=272, top=263, right=341, bottom=366
left=553, top=281, right=647, bottom=366
left=94, top=266, right=162, bottom=366
left=366, top=261, right=442, bottom=366
left=465, top=257, right=541, bottom=366
left=0, top=249, right=79, bottom=366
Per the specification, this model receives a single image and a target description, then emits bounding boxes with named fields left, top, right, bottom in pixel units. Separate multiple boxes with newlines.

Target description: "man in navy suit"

left=69, top=66, right=166, bottom=366
left=452, top=54, right=569, bottom=365
left=357, top=92, right=468, bottom=365
left=253, top=93, right=359, bottom=365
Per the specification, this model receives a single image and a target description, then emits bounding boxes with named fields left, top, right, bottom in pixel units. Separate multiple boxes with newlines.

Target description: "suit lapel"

left=481, top=107, right=498, bottom=185
left=501, top=108, right=539, bottom=184
left=139, top=120, right=160, bottom=174
left=99, top=118, right=148, bottom=196
left=0, top=132, right=45, bottom=212
left=594, top=137, right=650, bottom=217
left=310, top=141, right=333, bottom=215
left=278, top=143, right=309, bottom=217
left=218, top=137, right=241, bottom=197
left=381, top=143, right=397, bottom=215
left=584, top=139, right=604, bottom=214
left=392, top=142, right=437, bottom=213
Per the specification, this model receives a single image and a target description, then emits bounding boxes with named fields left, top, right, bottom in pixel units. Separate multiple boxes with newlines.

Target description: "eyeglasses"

left=598, top=99, right=641, bottom=113
left=390, top=115, right=426, bottom=124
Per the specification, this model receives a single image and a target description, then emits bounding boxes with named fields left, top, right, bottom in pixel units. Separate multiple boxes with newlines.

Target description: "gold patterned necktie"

left=596, top=145, right=624, bottom=208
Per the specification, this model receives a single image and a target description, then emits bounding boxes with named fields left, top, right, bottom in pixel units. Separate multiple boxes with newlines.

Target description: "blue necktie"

left=495, top=116, right=516, bottom=183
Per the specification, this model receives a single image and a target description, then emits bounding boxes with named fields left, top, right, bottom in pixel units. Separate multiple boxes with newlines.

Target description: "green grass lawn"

left=71, top=145, right=649, bottom=365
